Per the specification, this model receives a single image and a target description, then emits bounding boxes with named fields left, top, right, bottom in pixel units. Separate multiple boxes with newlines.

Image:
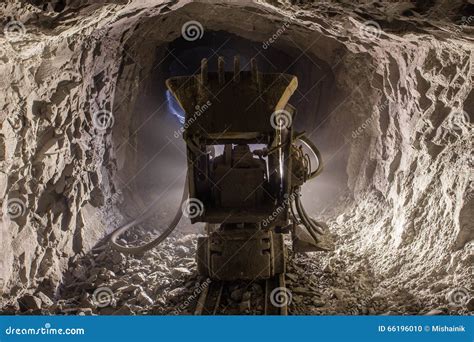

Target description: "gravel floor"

left=4, top=226, right=470, bottom=315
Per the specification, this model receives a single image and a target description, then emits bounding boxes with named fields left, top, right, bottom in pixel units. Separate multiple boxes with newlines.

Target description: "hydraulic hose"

left=293, top=188, right=323, bottom=243
left=296, top=134, right=323, bottom=179
left=296, top=193, right=325, bottom=235
left=108, top=172, right=189, bottom=254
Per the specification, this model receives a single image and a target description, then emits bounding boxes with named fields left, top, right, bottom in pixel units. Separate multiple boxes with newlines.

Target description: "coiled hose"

left=291, top=134, right=326, bottom=242
left=297, top=134, right=323, bottom=179
left=108, top=173, right=189, bottom=254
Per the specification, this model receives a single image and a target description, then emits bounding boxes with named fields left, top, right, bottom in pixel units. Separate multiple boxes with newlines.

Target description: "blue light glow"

left=166, top=90, right=185, bottom=125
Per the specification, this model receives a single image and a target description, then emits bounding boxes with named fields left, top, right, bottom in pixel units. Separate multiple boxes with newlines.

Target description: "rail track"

left=194, top=274, right=288, bottom=315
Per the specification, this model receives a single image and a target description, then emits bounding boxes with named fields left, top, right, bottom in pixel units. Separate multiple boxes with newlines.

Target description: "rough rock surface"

left=0, top=0, right=472, bottom=313
left=2, top=231, right=469, bottom=315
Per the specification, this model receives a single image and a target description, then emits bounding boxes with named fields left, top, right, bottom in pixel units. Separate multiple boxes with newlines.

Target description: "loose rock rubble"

left=0, top=0, right=472, bottom=315
left=286, top=231, right=471, bottom=316
left=58, top=230, right=207, bottom=315
left=2, top=228, right=470, bottom=315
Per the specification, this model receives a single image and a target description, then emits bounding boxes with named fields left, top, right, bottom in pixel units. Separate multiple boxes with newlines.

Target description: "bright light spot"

left=166, top=90, right=185, bottom=125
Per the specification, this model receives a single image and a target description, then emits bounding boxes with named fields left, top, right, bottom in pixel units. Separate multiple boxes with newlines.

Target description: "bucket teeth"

left=218, top=56, right=225, bottom=85
left=233, top=55, right=240, bottom=82
left=251, top=58, right=259, bottom=84
left=200, top=58, right=208, bottom=85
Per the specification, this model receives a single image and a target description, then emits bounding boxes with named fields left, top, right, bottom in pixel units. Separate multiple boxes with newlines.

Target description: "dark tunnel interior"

left=119, top=31, right=350, bottom=228
left=1, top=0, right=472, bottom=320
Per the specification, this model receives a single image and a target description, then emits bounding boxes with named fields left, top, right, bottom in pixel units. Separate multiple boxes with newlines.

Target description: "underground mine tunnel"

left=0, top=0, right=472, bottom=316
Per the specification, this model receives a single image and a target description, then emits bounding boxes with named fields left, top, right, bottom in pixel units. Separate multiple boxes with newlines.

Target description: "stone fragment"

left=466, top=298, right=474, bottom=311
left=137, top=291, right=154, bottom=306
left=425, top=309, right=444, bottom=315
left=113, top=305, right=134, bottom=315
left=172, top=267, right=191, bottom=276
left=176, top=246, right=189, bottom=257
left=230, top=289, right=243, bottom=302
left=18, top=294, right=42, bottom=311
left=36, top=291, right=54, bottom=307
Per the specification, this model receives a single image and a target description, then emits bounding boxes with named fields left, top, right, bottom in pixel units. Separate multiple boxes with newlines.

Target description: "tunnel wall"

left=0, top=0, right=472, bottom=301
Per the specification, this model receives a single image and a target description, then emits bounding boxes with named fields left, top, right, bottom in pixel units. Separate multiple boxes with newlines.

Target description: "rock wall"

left=0, top=0, right=472, bottom=304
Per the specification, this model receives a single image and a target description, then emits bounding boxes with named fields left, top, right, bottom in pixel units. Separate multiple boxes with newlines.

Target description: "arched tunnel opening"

left=0, top=1, right=472, bottom=316
left=118, top=29, right=347, bottom=232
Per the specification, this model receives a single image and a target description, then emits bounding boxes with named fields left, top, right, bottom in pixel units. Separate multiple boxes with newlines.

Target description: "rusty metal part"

left=165, top=56, right=330, bottom=285
left=265, top=274, right=288, bottom=315
left=292, top=223, right=334, bottom=253
left=194, top=280, right=224, bottom=315
left=233, top=55, right=240, bottom=82
left=197, top=227, right=285, bottom=281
